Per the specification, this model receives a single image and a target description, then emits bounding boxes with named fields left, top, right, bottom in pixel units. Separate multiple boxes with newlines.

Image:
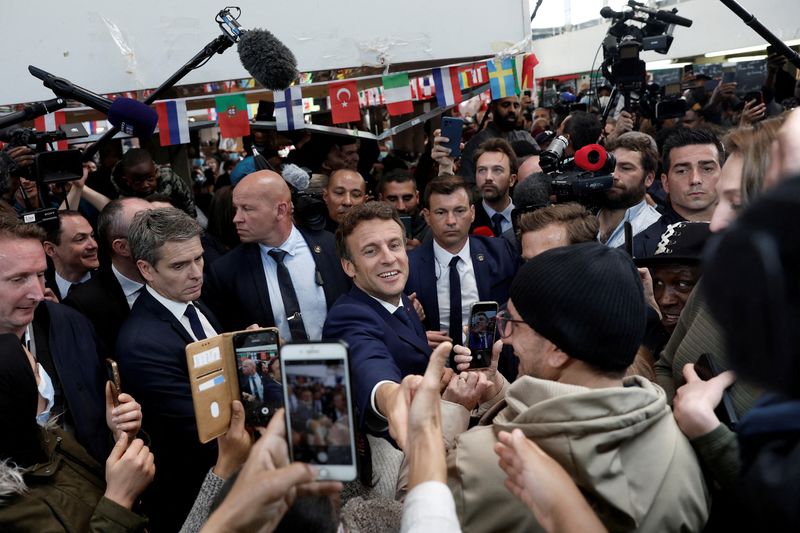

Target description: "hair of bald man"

left=238, top=170, right=292, bottom=203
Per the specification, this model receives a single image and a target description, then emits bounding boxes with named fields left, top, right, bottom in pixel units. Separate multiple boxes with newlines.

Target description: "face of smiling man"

left=341, top=218, right=408, bottom=305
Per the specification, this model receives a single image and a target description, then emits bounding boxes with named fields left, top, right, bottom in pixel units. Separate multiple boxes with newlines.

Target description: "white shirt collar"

left=55, top=271, right=91, bottom=298
left=433, top=238, right=471, bottom=268
left=482, top=198, right=514, bottom=221
left=145, top=285, right=193, bottom=322
left=112, top=264, right=144, bottom=298
left=367, top=293, right=403, bottom=314
left=258, top=225, right=302, bottom=258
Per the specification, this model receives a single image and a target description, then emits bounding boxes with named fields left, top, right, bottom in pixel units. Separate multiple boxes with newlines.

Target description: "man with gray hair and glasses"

left=117, top=207, right=223, bottom=532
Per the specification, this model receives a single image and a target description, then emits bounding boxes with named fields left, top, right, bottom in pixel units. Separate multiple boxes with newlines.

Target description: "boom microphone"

left=0, top=98, right=67, bottom=129
left=237, top=29, right=298, bottom=90
left=28, top=66, right=158, bottom=137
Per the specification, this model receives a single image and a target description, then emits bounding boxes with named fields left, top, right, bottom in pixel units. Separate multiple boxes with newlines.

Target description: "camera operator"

left=597, top=132, right=661, bottom=248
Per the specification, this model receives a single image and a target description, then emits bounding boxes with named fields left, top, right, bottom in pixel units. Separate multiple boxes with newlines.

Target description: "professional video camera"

left=538, top=135, right=615, bottom=206
left=0, top=127, right=83, bottom=185
left=599, top=0, right=692, bottom=122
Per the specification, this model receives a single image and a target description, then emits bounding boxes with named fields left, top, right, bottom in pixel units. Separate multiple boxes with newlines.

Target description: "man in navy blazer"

left=323, top=202, right=456, bottom=443
left=406, top=175, right=520, bottom=347
left=203, top=170, right=350, bottom=338
left=117, top=207, right=222, bottom=533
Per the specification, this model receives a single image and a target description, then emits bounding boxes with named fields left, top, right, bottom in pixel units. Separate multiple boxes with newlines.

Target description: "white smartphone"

left=280, top=341, right=357, bottom=482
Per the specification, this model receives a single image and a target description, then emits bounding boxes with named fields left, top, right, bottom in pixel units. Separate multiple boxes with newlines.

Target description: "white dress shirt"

left=601, top=199, right=662, bottom=248
left=259, top=226, right=327, bottom=341
left=146, top=285, right=218, bottom=341
left=482, top=198, right=515, bottom=234
left=55, top=271, right=91, bottom=299
left=433, top=240, right=479, bottom=344
left=111, top=264, right=145, bottom=309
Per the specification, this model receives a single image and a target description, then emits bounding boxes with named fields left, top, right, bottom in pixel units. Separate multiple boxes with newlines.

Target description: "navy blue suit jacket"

left=322, top=286, right=430, bottom=430
left=34, top=302, right=108, bottom=463
left=405, top=235, right=520, bottom=332
left=116, top=289, right=222, bottom=532
left=203, top=227, right=350, bottom=333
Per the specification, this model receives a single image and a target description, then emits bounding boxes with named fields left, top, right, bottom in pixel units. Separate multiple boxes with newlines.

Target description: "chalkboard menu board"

left=736, top=60, right=768, bottom=93
left=694, top=63, right=724, bottom=79
left=651, top=68, right=681, bottom=86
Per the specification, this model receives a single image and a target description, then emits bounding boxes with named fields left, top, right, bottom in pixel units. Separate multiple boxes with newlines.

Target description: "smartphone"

left=744, top=90, right=764, bottom=105
left=722, top=70, right=736, bottom=84
left=233, top=329, right=281, bottom=427
left=704, top=79, right=720, bottom=92
left=281, top=341, right=357, bottom=482
left=664, top=82, right=682, bottom=98
left=106, top=358, right=122, bottom=407
left=466, top=301, right=499, bottom=369
left=694, top=353, right=739, bottom=430
left=399, top=214, right=413, bottom=238
left=440, top=116, right=464, bottom=159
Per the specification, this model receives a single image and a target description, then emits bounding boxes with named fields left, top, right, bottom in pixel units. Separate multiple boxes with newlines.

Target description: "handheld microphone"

left=237, top=29, right=299, bottom=90
left=574, top=144, right=616, bottom=173
left=626, top=1, right=692, bottom=27
left=0, top=98, right=67, bottom=129
left=28, top=66, right=158, bottom=137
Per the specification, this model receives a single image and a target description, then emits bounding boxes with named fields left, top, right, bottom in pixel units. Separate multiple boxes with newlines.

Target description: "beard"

left=601, top=181, right=646, bottom=210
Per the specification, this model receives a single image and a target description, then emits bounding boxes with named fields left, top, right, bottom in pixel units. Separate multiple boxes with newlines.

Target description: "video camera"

left=538, top=135, right=615, bottom=206
left=599, top=0, right=692, bottom=121
left=1, top=127, right=83, bottom=184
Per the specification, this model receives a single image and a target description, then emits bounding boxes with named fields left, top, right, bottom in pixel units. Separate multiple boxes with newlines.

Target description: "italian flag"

left=215, top=94, right=250, bottom=138
left=382, top=73, right=413, bottom=116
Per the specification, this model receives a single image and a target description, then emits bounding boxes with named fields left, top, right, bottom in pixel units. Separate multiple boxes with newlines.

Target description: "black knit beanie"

left=510, top=242, right=646, bottom=371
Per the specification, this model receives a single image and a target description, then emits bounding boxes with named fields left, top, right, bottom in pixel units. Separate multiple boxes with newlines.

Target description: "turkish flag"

left=329, top=81, right=361, bottom=124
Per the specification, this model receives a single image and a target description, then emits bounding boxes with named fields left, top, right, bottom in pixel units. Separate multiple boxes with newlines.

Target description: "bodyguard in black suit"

left=116, top=208, right=222, bottom=533
left=204, top=170, right=349, bottom=338
left=64, top=197, right=152, bottom=358
left=407, top=175, right=519, bottom=345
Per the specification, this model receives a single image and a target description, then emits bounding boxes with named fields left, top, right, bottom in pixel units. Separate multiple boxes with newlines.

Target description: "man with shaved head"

left=203, top=170, right=350, bottom=338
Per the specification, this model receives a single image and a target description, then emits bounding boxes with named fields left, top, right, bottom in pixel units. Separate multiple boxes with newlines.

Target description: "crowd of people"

left=1, top=55, right=800, bottom=533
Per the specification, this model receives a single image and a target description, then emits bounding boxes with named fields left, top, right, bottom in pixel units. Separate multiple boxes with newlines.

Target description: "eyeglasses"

left=495, top=311, right=526, bottom=339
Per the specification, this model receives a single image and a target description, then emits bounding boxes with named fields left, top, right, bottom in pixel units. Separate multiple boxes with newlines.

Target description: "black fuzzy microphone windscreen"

left=238, top=29, right=298, bottom=90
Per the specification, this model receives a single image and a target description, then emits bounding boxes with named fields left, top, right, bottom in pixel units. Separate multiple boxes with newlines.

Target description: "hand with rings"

left=442, top=370, right=493, bottom=411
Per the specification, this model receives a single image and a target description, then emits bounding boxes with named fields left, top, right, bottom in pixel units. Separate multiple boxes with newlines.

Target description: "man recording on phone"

left=433, top=243, right=708, bottom=532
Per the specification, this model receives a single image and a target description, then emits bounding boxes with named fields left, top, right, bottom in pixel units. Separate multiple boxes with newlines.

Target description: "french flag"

left=155, top=99, right=190, bottom=146
left=34, top=111, right=67, bottom=150
left=433, top=67, right=463, bottom=108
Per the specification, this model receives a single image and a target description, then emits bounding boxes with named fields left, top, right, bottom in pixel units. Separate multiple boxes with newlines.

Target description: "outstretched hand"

left=673, top=363, right=736, bottom=439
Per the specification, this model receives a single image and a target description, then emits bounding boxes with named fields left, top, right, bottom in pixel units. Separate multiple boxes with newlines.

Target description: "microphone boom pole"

left=719, top=0, right=800, bottom=71
left=82, top=25, right=239, bottom=161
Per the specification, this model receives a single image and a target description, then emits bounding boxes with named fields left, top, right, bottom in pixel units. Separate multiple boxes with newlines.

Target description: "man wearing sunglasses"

left=438, top=242, right=709, bottom=533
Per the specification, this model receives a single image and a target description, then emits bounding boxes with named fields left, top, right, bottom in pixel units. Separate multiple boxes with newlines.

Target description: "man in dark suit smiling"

left=323, top=202, right=452, bottom=445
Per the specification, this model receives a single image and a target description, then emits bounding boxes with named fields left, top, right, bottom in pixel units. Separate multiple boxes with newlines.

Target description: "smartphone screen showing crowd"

left=281, top=341, right=357, bottom=481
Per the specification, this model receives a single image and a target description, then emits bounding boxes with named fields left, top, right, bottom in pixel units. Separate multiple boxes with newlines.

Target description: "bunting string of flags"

left=111, top=53, right=539, bottom=144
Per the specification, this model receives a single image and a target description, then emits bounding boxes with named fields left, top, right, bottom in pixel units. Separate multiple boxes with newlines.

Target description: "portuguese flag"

left=215, top=94, right=250, bottom=138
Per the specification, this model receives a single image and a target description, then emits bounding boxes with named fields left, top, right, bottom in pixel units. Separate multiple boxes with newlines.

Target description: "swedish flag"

left=487, top=58, right=519, bottom=100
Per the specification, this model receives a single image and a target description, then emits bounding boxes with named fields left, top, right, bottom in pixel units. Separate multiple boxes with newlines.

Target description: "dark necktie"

left=491, top=212, right=505, bottom=237
left=448, top=256, right=462, bottom=344
left=184, top=304, right=207, bottom=341
left=268, top=248, right=309, bottom=341
left=394, top=306, right=414, bottom=330
left=250, top=375, right=262, bottom=401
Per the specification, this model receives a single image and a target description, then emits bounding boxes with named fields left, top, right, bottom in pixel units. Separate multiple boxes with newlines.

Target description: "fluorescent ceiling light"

left=646, top=60, right=690, bottom=70
left=727, top=54, right=768, bottom=63
left=705, top=39, right=800, bottom=58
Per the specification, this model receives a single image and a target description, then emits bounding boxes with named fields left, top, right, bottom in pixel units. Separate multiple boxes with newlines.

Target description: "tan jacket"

left=443, top=375, right=709, bottom=533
